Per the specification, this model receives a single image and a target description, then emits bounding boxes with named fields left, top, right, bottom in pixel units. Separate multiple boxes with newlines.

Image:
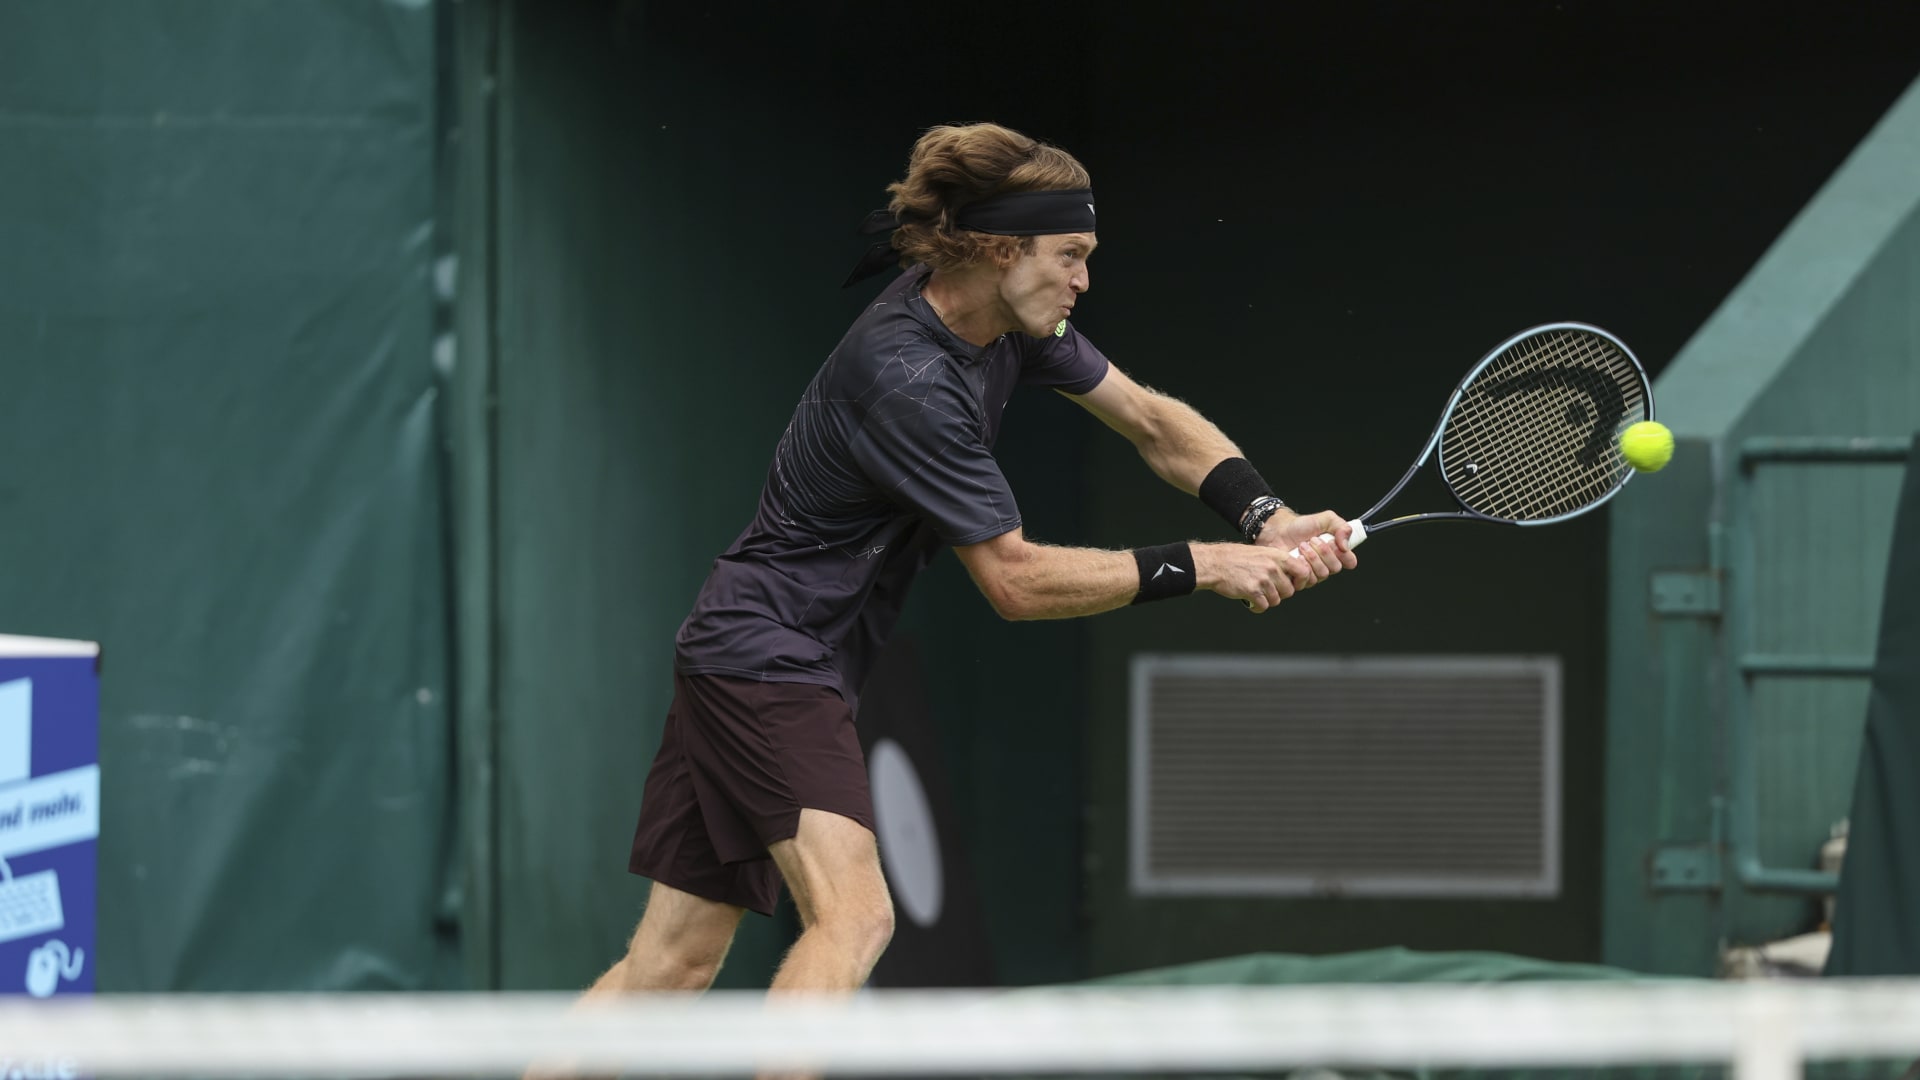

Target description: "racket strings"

left=1455, top=332, right=1644, bottom=517
left=1457, top=334, right=1632, bottom=517
left=1481, top=335, right=1625, bottom=511
left=1440, top=329, right=1649, bottom=522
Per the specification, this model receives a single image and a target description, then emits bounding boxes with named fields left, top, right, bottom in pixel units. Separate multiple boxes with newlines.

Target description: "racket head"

left=1436, top=323, right=1652, bottom=525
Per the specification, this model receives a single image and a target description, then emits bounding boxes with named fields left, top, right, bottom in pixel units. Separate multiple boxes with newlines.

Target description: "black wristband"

left=1131, top=542, right=1197, bottom=604
left=1199, top=458, right=1274, bottom=530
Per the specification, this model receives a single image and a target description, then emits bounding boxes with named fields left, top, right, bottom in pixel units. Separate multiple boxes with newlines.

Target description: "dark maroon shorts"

left=628, top=670, right=874, bottom=916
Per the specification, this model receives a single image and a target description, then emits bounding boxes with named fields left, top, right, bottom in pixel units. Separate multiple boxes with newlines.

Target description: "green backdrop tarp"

left=1087, top=948, right=1654, bottom=987
left=1082, top=951, right=1903, bottom=1080
left=1826, top=442, right=1920, bottom=976
left=1083, top=950, right=1690, bottom=1080
left=0, top=2, right=453, bottom=989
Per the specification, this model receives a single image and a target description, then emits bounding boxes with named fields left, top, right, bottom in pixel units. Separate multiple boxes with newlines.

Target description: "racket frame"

left=1358, top=322, right=1654, bottom=537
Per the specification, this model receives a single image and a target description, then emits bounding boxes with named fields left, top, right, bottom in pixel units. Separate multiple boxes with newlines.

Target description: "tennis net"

left=4, top=981, right=1919, bottom=1079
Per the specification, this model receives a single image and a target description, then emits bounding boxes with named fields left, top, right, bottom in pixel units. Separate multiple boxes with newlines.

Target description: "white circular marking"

left=868, top=738, right=943, bottom=929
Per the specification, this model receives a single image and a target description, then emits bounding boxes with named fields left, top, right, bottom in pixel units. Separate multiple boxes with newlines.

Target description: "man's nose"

left=1072, top=265, right=1090, bottom=293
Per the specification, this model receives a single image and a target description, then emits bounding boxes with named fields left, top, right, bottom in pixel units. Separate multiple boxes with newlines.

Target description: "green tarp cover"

left=1082, top=950, right=1687, bottom=1080
left=1082, top=951, right=1908, bottom=1080
left=0, top=2, right=452, bottom=989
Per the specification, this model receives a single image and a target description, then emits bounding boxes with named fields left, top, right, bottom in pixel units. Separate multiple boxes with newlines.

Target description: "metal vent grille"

left=1131, top=655, right=1560, bottom=898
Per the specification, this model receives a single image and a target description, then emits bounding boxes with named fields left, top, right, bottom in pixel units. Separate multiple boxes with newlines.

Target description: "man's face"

left=998, top=232, right=1095, bottom=337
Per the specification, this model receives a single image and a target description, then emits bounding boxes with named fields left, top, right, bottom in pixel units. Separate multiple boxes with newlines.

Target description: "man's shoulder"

left=832, top=303, right=956, bottom=388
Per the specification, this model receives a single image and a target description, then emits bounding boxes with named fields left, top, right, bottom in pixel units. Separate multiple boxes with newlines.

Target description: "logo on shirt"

left=1054, top=319, right=1067, bottom=337
left=1153, top=562, right=1187, bottom=580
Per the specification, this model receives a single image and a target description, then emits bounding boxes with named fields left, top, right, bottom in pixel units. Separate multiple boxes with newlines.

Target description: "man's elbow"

left=978, top=575, right=1039, bottom=621
left=1125, top=393, right=1177, bottom=449
left=982, top=583, right=1031, bottom=621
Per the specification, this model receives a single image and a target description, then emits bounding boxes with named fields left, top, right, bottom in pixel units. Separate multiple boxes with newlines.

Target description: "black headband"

left=842, top=188, right=1097, bottom=287
left=956, top=189, right=1097, bottom=235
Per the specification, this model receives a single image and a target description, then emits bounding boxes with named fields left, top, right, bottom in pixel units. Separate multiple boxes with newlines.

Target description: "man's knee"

left=624, top=882, right=744, bottom=990
left=773, top=808, right=896, bottom=963
left=662, top=946, right=728, bottom=989
left=855, top=897, right=897, bottom=954
left=818, top=892, right=894, bottom=964
left=625, top=927, right=731, bottom=990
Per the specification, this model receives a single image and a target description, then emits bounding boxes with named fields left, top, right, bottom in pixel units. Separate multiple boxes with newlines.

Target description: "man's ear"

left=988, top=238, right=1025, bottom=272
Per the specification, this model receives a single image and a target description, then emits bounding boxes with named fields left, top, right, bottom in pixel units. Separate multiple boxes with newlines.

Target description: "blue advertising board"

left=0, top=635, right=99, bottom=999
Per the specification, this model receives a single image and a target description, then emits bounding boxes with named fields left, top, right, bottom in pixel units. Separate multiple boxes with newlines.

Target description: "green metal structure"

left=1603, top=78, right=1920, bottom=974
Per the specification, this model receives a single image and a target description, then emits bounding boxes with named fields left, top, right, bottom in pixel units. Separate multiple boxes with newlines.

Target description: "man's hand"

left=1192, top=542, right=1305, bottom=613
left=1256, top=509, right=1359, bottom=592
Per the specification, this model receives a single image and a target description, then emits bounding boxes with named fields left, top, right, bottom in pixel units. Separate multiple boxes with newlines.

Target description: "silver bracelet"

left=1239, top=495, right=1290, bottom=542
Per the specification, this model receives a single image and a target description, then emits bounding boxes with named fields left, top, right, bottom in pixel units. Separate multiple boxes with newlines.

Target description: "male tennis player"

left=600, top=123, right=1357, bottom=998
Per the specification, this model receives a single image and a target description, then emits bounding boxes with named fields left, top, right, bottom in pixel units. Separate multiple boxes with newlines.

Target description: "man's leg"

left=524, top=882, right=745, bottom=1080
left=766, top=808, right=895, bottom=992
left=586, top=880, right=746, bottom=995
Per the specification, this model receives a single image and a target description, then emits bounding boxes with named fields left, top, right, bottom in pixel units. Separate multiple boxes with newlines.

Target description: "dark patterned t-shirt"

left=675, top=266, right=1110, bottom=708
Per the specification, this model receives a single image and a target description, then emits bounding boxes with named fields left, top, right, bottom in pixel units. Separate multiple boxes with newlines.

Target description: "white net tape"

left=4, top=982, right=1920, bottom=1078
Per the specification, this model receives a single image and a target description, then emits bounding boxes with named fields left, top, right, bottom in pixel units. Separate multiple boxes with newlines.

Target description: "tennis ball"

left=1621, top=420, right=1674, bottom=473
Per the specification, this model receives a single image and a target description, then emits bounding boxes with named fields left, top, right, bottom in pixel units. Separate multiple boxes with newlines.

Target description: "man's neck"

left=920, top=269, right=1012, bottom=348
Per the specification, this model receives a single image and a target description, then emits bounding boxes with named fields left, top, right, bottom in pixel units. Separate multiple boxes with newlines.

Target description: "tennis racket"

left=1287, top=321, right=1654, bottom=561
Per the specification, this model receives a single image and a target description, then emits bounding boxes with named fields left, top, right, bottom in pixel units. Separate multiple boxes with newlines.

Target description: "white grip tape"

left=1287, top=519, right=1368, bottom=559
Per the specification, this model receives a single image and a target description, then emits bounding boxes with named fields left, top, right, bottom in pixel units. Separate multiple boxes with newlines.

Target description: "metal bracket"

left=1651, top=845, right=1722, bottom=892
left=1650, top=571, right=1721, bottom=616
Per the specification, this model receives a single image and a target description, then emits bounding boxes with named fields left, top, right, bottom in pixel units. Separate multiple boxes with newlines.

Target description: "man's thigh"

left=768, top=808, right=891, bottom=929
left=629, top=879, right=747, bottom=960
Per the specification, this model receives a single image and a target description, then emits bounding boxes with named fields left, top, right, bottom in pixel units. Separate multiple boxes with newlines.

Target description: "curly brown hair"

left=884, top=123, right=1092, bottom=273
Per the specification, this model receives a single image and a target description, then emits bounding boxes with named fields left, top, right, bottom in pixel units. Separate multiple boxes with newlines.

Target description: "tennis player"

left=599, top=122, right=1357, bottom=999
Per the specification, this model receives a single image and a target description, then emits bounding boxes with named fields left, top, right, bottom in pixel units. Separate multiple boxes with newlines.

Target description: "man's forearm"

left=1130, top=393, right=1245, bottom=496
left=981, top=541, right=1142, bottom=620
left=970, top=536, right=1299, bottom=620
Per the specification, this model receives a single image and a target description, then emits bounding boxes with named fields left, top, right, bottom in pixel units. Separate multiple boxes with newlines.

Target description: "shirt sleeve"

left=1019, top=320, right=1111, bottom=394
left=848, top=363, right=1022, bottom=546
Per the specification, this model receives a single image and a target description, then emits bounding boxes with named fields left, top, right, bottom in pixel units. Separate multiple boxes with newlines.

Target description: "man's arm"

left=953, top=527, right=1344, bottom=620
left=1064, top=362, right=1240, bottom=495
left=1065, top=362, right=1362, bottom=564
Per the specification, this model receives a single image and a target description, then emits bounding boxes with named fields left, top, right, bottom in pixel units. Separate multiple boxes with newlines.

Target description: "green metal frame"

left=1725, top=436, right=1912, bottom=894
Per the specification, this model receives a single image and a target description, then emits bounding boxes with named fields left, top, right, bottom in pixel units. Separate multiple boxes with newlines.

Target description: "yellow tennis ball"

left=1621, top=420, right=1674, bottom=473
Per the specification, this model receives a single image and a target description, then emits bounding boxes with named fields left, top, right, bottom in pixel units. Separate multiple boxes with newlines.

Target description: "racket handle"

left=1287, top=520, right=1369, bottom=559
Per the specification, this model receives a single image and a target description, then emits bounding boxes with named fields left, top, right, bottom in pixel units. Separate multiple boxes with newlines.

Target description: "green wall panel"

left=1718, top=203, right=1920, bottom=948
left=1601, top=452, right=1726, bottom=976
